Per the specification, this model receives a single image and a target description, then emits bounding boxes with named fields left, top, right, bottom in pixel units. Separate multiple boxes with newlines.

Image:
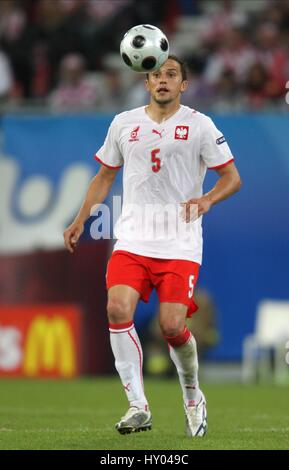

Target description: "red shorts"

left=106, top=250, right=200, bottom=317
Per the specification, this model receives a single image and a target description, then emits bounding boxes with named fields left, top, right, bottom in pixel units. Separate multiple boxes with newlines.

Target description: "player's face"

left=145, top=59, right=188, bottom=105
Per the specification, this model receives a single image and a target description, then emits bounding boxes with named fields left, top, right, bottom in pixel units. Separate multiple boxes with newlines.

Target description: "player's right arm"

left=63, top=165, right=119, bottom=253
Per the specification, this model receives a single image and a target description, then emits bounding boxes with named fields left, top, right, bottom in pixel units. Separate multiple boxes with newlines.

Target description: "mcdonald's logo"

left=23, top=315, right=76, bottom=377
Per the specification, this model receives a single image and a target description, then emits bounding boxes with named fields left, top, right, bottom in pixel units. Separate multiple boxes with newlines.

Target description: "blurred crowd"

left=0, top=0, right=288, bottom=112
left=182, top=0, right=289, bottom=112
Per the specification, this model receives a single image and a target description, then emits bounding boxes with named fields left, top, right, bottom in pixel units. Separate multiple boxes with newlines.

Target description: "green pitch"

left=0, top=377, right=288, bottom=450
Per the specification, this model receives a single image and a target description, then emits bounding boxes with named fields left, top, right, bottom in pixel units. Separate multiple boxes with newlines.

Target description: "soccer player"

left=63, top=55, right=241, bottom=437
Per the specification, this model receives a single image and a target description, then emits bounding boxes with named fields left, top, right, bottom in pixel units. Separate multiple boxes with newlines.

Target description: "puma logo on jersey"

left=129, top=126, right=140, bottom=141
left=175, top=125, right=189, bottom=140
left=152, top=129, right=164, bottom=138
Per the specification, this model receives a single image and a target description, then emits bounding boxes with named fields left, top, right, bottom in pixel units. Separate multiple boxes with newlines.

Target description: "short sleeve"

left=94, top=117, right=124, bottom=169
left=200, top=117, right=234, bottom=169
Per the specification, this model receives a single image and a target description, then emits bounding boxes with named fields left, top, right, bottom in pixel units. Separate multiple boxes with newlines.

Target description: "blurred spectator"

left=49, top=53, right=100, bottom=111
left=187, top=289, right=219, bottom=358
left=181, top=55, right=213, bottom=110
left=0, top=0, right=33, bottom=98
left=254, top=22, right=289, bottom=100
left=211, top=69, right=242, bottom=113
left=181, top=68, right=214, bottom=110
left=144, top=289, right=219, bottom=376
left=0, top=0, right=27, bottom=40
left=101, top=66, right=127, bottom=111
left=203, top=27, right=256, bottom=87
left=201, top=0, right=248, bottom=52
left=123, top=74, right=149, bottom=109
left=243, top=63, right=269, bottom=110
left=257, top=0, right=288, bottom=30
left=34, top=0, right=87, bottom=92
left=34, top=0, right=134, bottom=89
left=0, top=49, right=13, bottom=101
left=87, top=0, right=131, bottom=21
left=242, top=62, right=286, bottom=111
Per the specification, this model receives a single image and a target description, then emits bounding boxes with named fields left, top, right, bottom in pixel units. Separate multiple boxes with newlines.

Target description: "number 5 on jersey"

left=151, top=148, right=161, bottom=173
left=188, top=274, right=195, bottom=299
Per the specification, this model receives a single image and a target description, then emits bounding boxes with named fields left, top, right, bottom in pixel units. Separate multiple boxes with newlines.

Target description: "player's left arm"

left=183, top=161, right=241, bottom=222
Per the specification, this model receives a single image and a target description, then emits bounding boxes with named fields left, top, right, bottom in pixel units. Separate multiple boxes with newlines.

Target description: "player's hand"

left=181, top=196, right=212, bottom=222
left=63, top=220, right=84, bottom=253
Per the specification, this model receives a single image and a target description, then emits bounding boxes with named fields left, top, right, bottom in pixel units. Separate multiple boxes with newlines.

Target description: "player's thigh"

left=107, top=284, right=140, bottom=323
left=158, top=302, right=188, bottom=337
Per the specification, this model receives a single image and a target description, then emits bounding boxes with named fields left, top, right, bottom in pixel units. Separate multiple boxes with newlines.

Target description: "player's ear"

left=180, top=80, right=188, bottom=93
left=145, top=78, right=150, bottom=91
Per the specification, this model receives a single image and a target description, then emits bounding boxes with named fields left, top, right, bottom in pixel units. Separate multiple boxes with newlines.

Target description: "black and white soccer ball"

left=120, top=24, right=169, bottom=73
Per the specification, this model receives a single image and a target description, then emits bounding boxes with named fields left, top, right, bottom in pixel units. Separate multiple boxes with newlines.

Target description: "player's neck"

left=145, top=101, right=181, bottom=124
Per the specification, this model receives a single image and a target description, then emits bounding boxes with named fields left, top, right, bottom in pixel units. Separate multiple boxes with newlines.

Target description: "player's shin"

left=166, top=327, right=201, bottom=405
left=109, top=321, right=149, bottom=410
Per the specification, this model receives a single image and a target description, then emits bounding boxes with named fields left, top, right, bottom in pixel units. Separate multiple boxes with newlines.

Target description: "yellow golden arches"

left=23, top=316, right=76, bottom=377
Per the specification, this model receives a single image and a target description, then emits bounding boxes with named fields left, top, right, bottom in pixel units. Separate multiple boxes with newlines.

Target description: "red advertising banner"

left=0, top=304, right=82, bottom=378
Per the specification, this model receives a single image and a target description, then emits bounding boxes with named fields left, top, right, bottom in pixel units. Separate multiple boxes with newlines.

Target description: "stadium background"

left=0, top=0, right=289, bottom=450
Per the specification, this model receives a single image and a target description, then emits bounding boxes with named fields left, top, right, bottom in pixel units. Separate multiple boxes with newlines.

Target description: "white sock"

left=169, top=334, right=201, bottom=406
left=109, top=321, right=148, bottom=410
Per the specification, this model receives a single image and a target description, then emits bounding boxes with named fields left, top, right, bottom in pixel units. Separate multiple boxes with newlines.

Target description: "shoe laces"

left=186, top=397, right=204, bottom=424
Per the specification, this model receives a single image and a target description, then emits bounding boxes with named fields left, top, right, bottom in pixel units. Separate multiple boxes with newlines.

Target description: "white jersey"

left=95, top=105, right=234, bottom=264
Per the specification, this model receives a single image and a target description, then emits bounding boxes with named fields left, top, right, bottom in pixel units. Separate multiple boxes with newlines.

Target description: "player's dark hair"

left=146, top=55, right=188, bottom=81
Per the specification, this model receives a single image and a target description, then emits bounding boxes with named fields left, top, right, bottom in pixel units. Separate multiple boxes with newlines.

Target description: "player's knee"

left=107, top=298, right=132, bottom=324
left=159, top=319, right=184, bottom=338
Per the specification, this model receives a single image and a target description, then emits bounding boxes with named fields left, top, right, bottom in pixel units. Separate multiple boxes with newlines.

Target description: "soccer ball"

left=120, top=24, right=169, bottom=73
